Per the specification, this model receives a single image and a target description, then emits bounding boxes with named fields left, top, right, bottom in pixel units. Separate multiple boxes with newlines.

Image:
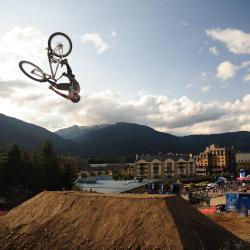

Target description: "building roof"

left=136, top=153, right=193, bottom=162
left=76, top=179, right=154, bottom=193
left=81, top=165, right=107, bottom=172
left=236, top=153, right=250, bottom=162
left=81, top=164, right=130, bottom=172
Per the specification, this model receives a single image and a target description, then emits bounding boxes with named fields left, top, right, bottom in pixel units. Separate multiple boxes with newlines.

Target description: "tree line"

left=0, top=141, right=78, bottom=193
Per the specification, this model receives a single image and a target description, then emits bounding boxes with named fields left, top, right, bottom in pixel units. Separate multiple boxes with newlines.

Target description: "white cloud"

left=209, top=46, right=219, bottom=56
left=243, top=74, right=250, bottom=82
left=197, top=46, right=203, bottom=54
left=216, top=60, right=250, bottom=81
left=199, top=72, right=208, bottom=81
left=110, top=31, right=116, bottom=37
left=216, top=61, right=237, bottom=80
left=80, top=33, right=110, bottom=54
left=185, top=83, right=193, bottom=89
left=200, top=84, right=211, bottom=93
left=206, top=28, right=250, bottom=54
left=240, top=61, right=250, bottom=69
left=180, top=22, right=189, bottom=27
left=220, top=82, right=230, bottom=89
left=0, top=26, right=48, bottom=81
left=1, top=79, right=250, bottom=136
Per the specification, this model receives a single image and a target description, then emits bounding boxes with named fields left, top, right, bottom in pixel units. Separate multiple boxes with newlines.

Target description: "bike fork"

left=48, top=51, right=61, bottom=80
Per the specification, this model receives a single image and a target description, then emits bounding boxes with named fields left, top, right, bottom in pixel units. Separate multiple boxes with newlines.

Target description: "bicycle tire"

left=48, top=32, right=72, bottom=57
left=19, top=61, right=48, bottom=82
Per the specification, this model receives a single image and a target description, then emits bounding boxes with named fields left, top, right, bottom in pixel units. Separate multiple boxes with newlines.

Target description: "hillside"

left=56, top=124, right=110, bottom=140
left=57, top=122, right=250, bottom=156
left=1, top=112, right=250, bottom=157
left=0, top=191, right=248, bottom=249
left=0, top=113, right=80, bottom=155
left=182, top=131, right=250, bottom=152
left=73, top=122, right=180, bottom=157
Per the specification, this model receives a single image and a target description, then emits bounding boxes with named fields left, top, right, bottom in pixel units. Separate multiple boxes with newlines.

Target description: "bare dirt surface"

left=0, top=191, right=249, bottom=250
left=208, top=212, right=250, bottom=243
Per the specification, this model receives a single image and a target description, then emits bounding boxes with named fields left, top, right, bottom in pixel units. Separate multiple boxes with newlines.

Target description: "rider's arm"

left=49, top=86, right=69, bottom=100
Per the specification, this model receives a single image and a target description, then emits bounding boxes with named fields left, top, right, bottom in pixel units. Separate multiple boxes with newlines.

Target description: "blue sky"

left=0, top=0, right=250, bottom=135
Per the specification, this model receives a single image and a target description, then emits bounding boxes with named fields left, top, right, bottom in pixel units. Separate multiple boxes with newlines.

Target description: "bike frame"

left=47, top=43, right=64, bottom=81
left=29, top=43, right=66, bottom=82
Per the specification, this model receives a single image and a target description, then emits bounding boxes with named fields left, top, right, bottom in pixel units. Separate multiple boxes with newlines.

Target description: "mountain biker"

left=48, top=59, right=80, bottom=103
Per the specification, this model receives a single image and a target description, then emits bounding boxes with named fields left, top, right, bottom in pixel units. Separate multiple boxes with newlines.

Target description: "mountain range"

left=1, top=113, right=250, bottom=157
left=0, top=113, right=81, bottom=155
left=55, top=123, right=250, bottom=156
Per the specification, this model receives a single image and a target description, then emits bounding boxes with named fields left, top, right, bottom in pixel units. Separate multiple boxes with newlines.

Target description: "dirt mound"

left=0, top=191, right=249, bottom=250
left=208, top=212, right=250, bottom=243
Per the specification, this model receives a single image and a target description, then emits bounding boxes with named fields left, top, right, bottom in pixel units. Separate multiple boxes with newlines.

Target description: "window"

left=167, top=162, right=172, bottom=167
left=179, top=168, right=184, bottom=174
left=153, top=163, right=159, bottom=174
left=190, top=166, right=193, bottom=173
left=166, top=166, right=172, bottom=173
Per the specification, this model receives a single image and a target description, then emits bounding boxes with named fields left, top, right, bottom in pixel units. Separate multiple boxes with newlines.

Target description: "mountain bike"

left=19, top=32, right=72, bottom=82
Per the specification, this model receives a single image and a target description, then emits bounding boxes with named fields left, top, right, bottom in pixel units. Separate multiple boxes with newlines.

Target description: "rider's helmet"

left=71, top=94, right=80, bottom=103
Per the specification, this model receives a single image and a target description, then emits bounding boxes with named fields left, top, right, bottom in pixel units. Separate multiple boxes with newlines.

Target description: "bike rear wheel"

left=48, top=32, right=72, bottom=57
left=19, top=61, right=48, bottom=82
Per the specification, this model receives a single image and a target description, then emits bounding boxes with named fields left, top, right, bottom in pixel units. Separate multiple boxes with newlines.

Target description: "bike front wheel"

left=19, top=61, right=48, bottom=82
left=48, top=32, right=72, bottom=58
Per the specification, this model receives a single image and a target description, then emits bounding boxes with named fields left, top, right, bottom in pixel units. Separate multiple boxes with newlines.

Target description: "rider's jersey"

left=68, top=78, right=80, bottom=98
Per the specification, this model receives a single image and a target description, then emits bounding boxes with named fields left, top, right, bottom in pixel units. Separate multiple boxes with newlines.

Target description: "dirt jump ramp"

left=0, top=191, right=249, bottom=250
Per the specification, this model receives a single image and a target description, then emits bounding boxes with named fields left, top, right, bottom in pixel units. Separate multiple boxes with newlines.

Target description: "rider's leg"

left=56, top=83, right=71, bottom=90
left=47, top=79, right=57, bottom=88
left=48, top=79, right=71, bottom=90
left=61, top=59, right=73, bottom=76
left=65, top=62, right=73, bottom=76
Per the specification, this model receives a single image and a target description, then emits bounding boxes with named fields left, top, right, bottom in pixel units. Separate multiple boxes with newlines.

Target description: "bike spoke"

left=48, top=32, right=72, bottom=57
left=31, top=69, right=44, bottom=78
left=19, top=61, right=48, bottom=82
left=60, top=45, right=64, bottom=56
left=53, top=44, right=61, bottom=53
left=53, top=44, right=64, bottom=57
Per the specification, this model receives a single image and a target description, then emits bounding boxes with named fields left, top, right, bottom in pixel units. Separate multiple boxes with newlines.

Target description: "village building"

left=134, top=153, right=196, bottom=179
left=195, top=144, right=236, bottom=175
left=236, top=153, right=250, bottom=170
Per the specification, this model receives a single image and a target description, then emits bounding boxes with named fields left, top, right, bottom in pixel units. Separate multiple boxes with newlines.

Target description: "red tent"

left=236, top=177, right=250, bottom=181
left=199, top=206, right=217, bottom=214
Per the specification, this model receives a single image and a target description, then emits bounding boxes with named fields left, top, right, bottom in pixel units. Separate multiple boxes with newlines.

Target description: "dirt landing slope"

left=208, top=212, right=250, bottom=243
left=0, top=191, right=249, bottom=250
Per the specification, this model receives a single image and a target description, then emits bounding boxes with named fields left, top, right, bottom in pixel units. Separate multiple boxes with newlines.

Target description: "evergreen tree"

left=30, top=152, right=45, bottom=191
left=0, top=151, right=8, bottom=189
left=60, top=156, right=78, bottom=190
left=61, top=163, right=78, bottom=190
left=42, top=141, right=60, bottom=190
left=6, top=144, right=22, bottom=186
left=21, top=152, right=35, bottom=189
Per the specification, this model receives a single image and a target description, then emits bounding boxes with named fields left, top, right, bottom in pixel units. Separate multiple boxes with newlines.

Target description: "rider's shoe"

left=60, top=59, right=68, bottom=66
